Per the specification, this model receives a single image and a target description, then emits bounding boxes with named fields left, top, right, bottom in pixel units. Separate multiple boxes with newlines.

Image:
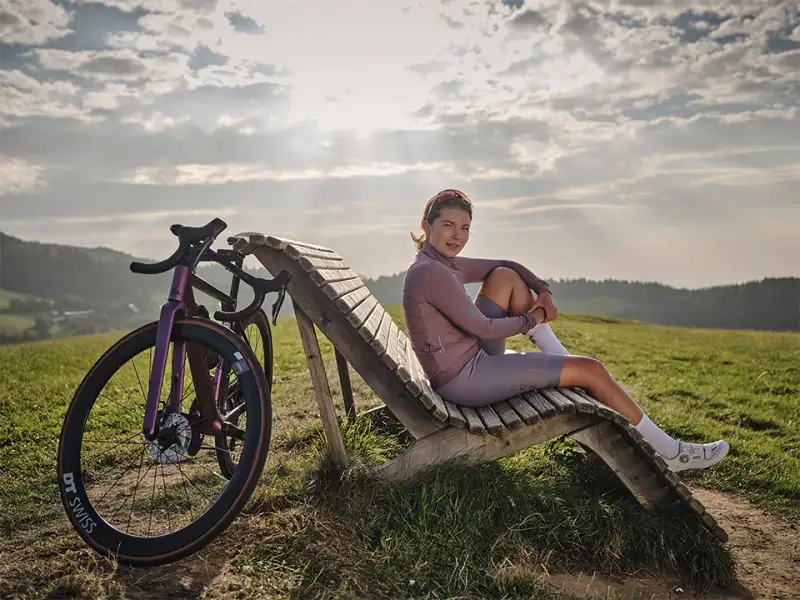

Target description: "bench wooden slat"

left=394, top=333, right=414, bottom=382
left=359, top=302, right=385, bottom=343
left=335, top=286, right=371, bottom=315
left=559, top=388, right=598, bottom=414
left=310, top=268, right=360, bottom=287
left=346, top=294, right=377, bottom=329
left=477, top=405, right=507, bottom=435
left=522, top=391, right=557, bottom=419
left=540, top=388, right=576, bottom=414
left=445, top=401, right=467, bottom=428
left=384, top=322, right=401, bottom=371
left=405, top=341, right=448, bottom=421
left=286, top=245, right=344, bottom=261
left=507, top=395, right=540, bottom=425
left=262, top=235, right=334, bottom=252
left=396, top=334, right=424, bottom=397
left=298, top=256, right=351, bottom=272
left=492, top=400, right=524, bottom=430
left=461, top=406, right=486, bottom=435
left=370, top=311, right=392, bottom=354
left=572, top=387, right=622, bottom=421
left=321, top=278, right=364, bottom=301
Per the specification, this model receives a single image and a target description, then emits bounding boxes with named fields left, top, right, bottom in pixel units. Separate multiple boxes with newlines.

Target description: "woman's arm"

left=454, top=256, right=551, bottom=295
left=423, top=264, right=537, bottom=340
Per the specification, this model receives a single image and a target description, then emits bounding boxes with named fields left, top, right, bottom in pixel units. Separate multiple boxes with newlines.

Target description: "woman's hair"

left=410, top=189, right=473, bottom=250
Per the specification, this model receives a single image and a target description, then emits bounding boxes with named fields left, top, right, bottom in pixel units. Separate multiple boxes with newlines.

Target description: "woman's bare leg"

left=558, top=356, right=644, bottom=424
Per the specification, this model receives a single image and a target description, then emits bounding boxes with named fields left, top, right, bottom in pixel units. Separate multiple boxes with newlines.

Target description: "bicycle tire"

left=217, top=308, right=273, bottom=478
left=57, top=317, right=271, bottom=567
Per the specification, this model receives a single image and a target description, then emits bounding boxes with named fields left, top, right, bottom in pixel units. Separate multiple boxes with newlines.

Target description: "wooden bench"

left=228, top=232, right=728, bottom=543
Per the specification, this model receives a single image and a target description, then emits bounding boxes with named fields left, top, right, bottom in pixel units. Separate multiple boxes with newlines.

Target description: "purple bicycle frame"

left=141, top=265, right=225, bottom=438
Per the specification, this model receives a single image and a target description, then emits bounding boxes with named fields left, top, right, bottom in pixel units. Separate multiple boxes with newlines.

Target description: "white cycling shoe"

left=663, top=440, right=730, bottom=472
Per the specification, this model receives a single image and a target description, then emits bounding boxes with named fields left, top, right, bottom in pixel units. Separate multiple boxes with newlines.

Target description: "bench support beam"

left=569, top=421, right=673, bottom=508
left=293, top=300, right=348, bottom=467
left=376, top=412, right=598, bottom=480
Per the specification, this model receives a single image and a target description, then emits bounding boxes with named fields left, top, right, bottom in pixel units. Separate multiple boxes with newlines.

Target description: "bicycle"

left=56, top=218, right=291, bottom=567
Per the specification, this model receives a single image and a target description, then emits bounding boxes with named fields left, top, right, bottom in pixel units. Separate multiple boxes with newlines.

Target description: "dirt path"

left=542, top=487, right=800, bottom=600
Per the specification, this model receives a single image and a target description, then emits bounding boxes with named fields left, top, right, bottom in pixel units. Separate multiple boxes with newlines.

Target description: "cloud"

left=0, top=0, right=71, bottom=45
left=224, top=10, right=264, bottom=35
left=0, top=153, right=42, bottom=194
left=1, top=0, right=799, bottom=287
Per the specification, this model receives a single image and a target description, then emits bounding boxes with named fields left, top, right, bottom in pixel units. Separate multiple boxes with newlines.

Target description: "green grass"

left=0, top=289, right=36, bottom=310
left=0, top=313, right=35, bottom=334
left=0, top=309, right=797, bottom=599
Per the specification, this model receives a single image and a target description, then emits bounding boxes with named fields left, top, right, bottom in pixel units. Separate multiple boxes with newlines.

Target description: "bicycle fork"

left=142, top=266, right=222, bottom=440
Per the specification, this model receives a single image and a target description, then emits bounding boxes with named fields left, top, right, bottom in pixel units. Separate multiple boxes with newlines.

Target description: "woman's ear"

left=421, top=220, right=431, bottom=237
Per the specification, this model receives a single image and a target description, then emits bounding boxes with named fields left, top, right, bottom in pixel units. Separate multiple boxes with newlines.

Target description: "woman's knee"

left=479, top=267, right=531, bottom=315
left=557, top=355, right=609, bottom=388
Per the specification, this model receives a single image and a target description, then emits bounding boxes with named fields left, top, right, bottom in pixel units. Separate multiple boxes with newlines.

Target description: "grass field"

left=0, top=289, right=32, bottom=310
left=0, top=313, right=35, bottom=335
left=0, top=308, right=797, bottom=599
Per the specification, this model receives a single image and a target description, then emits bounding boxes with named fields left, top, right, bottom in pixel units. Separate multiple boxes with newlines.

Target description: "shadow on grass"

left=236, top=416, right=738, bottom=599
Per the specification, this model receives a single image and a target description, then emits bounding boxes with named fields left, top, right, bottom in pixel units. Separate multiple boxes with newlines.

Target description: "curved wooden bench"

left=228, top=232, right=728, bottom=543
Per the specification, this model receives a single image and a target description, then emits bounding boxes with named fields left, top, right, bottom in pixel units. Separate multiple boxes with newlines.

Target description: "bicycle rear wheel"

left=57, top=317, right=271, bottom=567
left=217, top=308, right=272, bottom=479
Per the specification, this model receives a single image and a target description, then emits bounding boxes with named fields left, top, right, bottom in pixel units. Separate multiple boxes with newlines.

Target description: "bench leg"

left=293, top=301, right=348, bottom=467
left=335, top=348, right=356, bottom=423
left=375, top=413, right=597, bottom=480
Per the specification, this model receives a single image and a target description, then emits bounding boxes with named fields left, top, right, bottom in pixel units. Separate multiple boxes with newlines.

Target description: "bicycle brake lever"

left=271, top=287, right=286, bottom=326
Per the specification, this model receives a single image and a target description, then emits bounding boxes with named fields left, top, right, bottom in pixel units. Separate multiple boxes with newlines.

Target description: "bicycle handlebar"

left=214, top=270, right=292, bottom=322
left=129, top=217, right=291, bottom=324
left=130, top=218, right=228, bottom=275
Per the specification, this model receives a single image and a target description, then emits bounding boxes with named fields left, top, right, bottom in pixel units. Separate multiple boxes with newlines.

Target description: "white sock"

left=525, top=323, right=570, bottom=355
left=634, top=413, right=680, bottom=458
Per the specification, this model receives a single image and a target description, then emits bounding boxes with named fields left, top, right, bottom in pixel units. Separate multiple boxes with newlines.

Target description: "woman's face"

left=424, top=206, right=471, bottom=258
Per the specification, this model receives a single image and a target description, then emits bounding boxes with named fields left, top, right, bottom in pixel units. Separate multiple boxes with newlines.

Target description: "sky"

left=1, top=0, right=799, bottom=289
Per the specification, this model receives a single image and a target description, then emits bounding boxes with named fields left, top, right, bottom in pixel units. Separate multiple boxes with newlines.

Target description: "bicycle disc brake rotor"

left=148, top=412, right=192, bottom=464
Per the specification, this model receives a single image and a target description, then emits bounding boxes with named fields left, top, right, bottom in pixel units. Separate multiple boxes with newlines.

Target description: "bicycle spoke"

left=97, top=390, right=144, bottom=417
left=160, top=462, right=172, bottom=531
left=148, top=464, right=158, bottom=537
left=88, top=441, right=148, bottom=504
left=131, top=358, right=148, bottom=408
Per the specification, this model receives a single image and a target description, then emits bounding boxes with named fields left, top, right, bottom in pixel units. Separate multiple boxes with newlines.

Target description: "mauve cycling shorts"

left=434, top=295, right=565, bottom=407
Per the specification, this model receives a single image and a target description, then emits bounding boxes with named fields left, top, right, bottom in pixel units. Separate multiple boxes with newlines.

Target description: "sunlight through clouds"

left=1, top=0, right=799, bottom=286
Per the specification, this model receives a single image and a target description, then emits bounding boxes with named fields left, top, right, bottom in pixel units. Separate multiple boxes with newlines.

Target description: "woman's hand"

left=529, top=291, right=557, bottom=323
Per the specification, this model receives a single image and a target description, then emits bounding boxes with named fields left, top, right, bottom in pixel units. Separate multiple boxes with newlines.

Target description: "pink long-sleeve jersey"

left=402, top=242, right=551, bottom=389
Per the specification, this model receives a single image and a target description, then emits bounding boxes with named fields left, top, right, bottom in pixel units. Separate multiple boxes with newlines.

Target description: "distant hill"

left=1, top=232, right=798, bottom=337
left=354, top=272, right=800, bottom=333
left=0, top=231, right=275, bottom=316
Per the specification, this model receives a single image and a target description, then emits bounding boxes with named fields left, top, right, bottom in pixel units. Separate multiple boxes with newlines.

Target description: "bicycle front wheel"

left=57, top=317, right=271, bottom=567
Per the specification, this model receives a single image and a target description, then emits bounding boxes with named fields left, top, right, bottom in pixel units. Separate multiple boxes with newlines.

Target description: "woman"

left=402, top=189, right=729, bottom=472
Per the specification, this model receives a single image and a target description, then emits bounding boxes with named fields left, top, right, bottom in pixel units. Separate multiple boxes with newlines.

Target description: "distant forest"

left=1, top=231, right=798, bottom=343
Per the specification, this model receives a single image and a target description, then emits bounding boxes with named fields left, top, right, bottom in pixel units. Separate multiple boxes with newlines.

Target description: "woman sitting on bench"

left=402, top=188, right=729, bottom=473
